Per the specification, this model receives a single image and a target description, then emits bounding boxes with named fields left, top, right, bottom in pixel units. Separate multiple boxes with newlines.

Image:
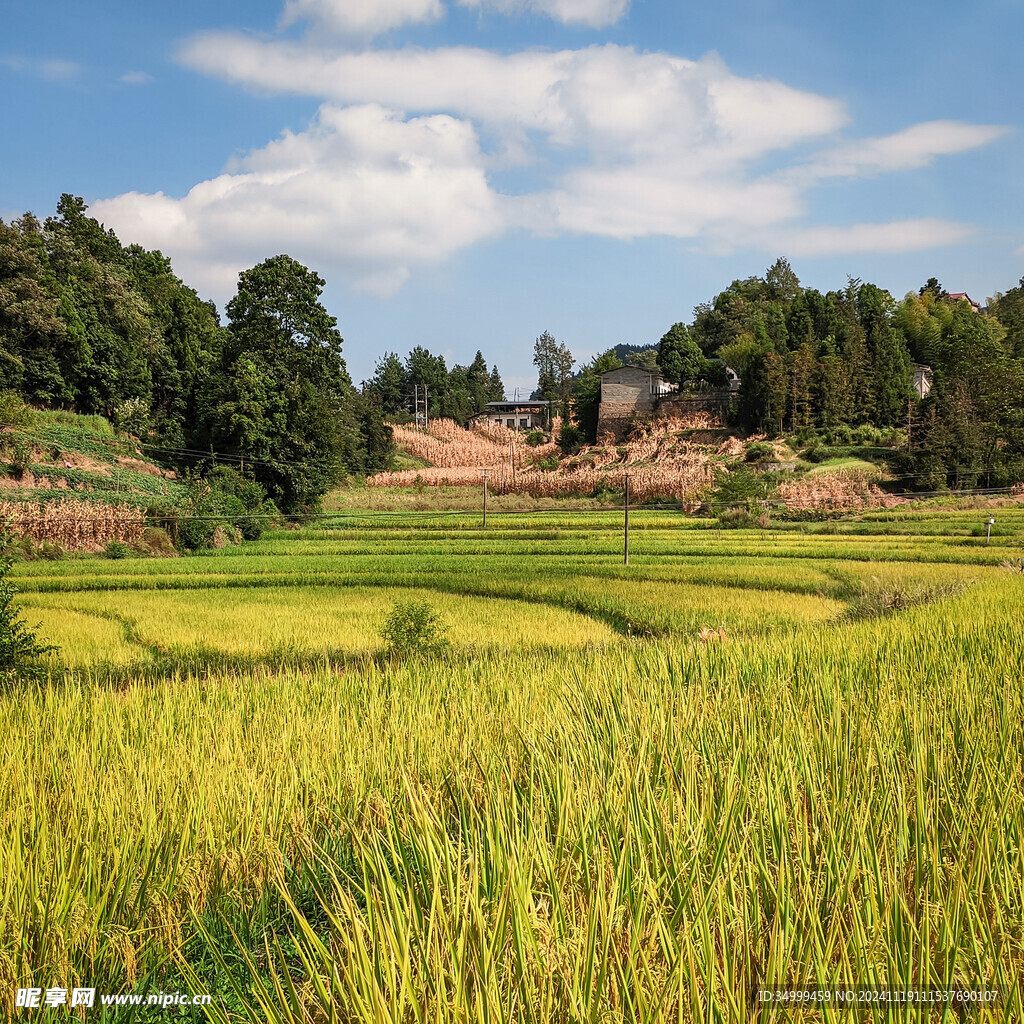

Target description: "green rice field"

left=3, top=503, right=1024, bottom=1021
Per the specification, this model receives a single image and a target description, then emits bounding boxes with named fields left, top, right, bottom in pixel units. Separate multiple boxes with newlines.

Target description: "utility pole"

left=481, top=469, right=488, bottom=528
left=414, top=384, right=419, bottom=427
left=623, top=472, right=630, bottom=566
left=424, top=386, right=429, bottom=430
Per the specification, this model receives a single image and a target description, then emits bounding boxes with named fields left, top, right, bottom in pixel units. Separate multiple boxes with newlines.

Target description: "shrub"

left=710, top=465, right=770, bottom=505
left=133, top=527, right=177, bottom=557
left=0, top=391, right=30, bottom=427
left=9, top=437, right=32, bottom=479
left=0, top=555, right=58, bottom=681
left=537, top=454, right=560, bottom=472
left=380, top=600, right=449, bottom=658
left=744, top=441, right=775, bottom=463
left=104, top=540, right=131, bottom=559
left=557, top=423, right=584, bottom=455
left=716, top=506, right=759, bottom=529
left=525, top=430, right=546, bottom=447
left=112, top=397, right=150, bottom=438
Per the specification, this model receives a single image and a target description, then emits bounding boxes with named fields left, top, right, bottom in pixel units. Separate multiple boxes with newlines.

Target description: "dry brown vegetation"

left=776, top=469, right=901, bottom=509
left=373, top=417, right=723, bottom=502
left=388, top=419, right=557, bottom=469
left=0, top=499, right=145, bottom=549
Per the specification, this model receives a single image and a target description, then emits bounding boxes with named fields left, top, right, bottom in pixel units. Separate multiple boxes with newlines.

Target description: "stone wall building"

left=596, top=365, right=734, bottom=439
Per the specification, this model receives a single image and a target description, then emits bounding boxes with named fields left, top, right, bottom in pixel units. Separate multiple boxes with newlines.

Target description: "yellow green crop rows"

left=2, top=507, right=1022, bottom=1020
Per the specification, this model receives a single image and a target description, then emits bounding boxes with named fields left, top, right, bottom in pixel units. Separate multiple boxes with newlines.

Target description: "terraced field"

left=3, top=504, right=1023, bottom=1020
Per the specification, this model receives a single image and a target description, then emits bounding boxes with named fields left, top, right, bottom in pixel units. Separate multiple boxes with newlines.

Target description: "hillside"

left=0, top=402, right=183, bottom=508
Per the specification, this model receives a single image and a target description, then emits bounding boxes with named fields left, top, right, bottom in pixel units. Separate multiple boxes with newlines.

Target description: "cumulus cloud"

left=280, top=0, right=443, bottom=36
left=457, top=0, right=630, bottom=29
left=92, top=103, right=502, bottom=297
left=94, top=25, right=1008, bottom=298
left=177, top=39, right=846, bottom=176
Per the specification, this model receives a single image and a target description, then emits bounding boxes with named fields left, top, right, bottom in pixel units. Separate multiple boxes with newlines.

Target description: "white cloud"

left=94, top=29, right=1007, bottom=298
left=120, top=70, right=154, bottom=85
left=280, top=0, right=443, bottom=36
left=178, top=39, right=845, bottom=160
left=792, top=120, right=1011, bottom=182
left=91, top=103, right=502, bottom=298
left=457, top=0, right=630, bottom=29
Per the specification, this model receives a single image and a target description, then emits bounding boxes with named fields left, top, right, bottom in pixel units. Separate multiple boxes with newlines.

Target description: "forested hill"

left=0, top=195, right=394, bottom=513
left=641, top=261, right=1024, bottom=489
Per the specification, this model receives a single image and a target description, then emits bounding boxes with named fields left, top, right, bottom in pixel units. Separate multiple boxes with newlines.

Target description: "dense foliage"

left=653, top=258, right=1024, bottom=488
left=364, top=348, right=505, bottom=425
left=0, top=198, right=393, bottom=512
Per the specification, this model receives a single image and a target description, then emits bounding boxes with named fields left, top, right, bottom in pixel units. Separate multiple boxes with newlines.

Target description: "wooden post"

left=624, top=472, right=630, bottom=566
left=987, top=517, right=994, bottom=545
left=481, top=469, right=488, bottom=529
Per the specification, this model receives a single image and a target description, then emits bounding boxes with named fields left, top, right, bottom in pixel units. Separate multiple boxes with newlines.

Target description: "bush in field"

left=716, top=506, right=760, bottom=529
left=380, top=600, right=448, bottom=658
left=0, top=391, right=31, bottom=427
left=8, top=437, right=32, bottom=479
left=0, top=555, right=58, bottom=680
left=557, top=423, right=584, bottom=455
left=525, top=430, right=546, bottom=447
left=710, top=465, right=769, bottom=505
left=847, top=578, right=969, bottom=619
left=744, top=441, right=775, bottom=463
left=104, top=540, right=131, bottom=559
left=167, top=469, right=281, bottom=549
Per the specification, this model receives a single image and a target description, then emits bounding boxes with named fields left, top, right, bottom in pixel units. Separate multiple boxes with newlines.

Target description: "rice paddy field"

left=3, top=501, right=1024, bottom=1021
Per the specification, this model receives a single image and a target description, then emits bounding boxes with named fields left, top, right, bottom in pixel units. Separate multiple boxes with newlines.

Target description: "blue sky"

left=2, top=0, right=1022, bottom=394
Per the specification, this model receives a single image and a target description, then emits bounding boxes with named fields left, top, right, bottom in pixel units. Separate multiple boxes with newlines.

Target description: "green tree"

left=573, top=349, right=622, bottom=443
left=203, top=255, right=353, bottom=513
left=366, top=352, right=408, bottom=416
left=533, top=331, right=574, bottom=425
left=487, top=364, right=506, bottom=402
left=656, top=322, right=705, bottom=385
left=989, top=278, right=1024, bottom=359
left=764, top=256, right=801, bottom=305
left=466, top=350, right=492, bottom=413
left=405, top=346, right=449, bottom=422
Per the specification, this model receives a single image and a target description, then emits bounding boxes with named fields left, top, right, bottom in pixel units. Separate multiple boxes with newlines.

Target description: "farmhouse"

left=947, top=292, right=980, bottom=313
left=596, top=364, right=737, bottom=439
left=472, top=400, right=550, bottom=430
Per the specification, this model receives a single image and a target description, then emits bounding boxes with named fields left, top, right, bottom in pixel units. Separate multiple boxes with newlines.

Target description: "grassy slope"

left=0, top=408, right=185, bottom=508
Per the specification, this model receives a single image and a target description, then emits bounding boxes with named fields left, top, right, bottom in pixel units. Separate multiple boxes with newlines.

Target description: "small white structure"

left=472, top=401, right=550, bottom=430
left=913, top=364, right=933, bottom=400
